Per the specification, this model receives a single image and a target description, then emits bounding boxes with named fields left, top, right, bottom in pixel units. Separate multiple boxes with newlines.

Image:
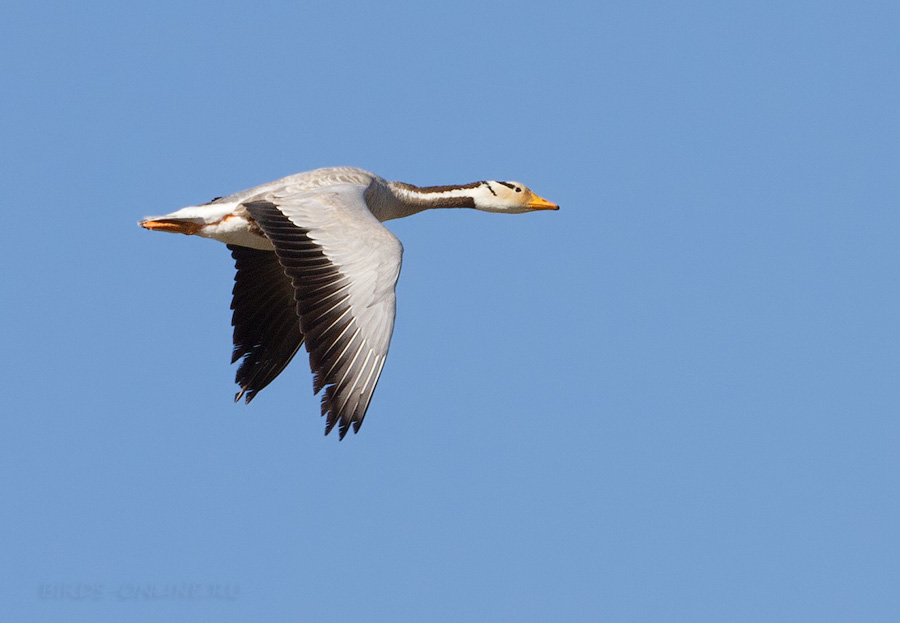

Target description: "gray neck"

left=366, top=180, right=481, bottom=222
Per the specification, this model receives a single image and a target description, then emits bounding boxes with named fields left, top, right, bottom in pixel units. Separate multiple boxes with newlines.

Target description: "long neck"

left=367, top=180, right=483, bottom=221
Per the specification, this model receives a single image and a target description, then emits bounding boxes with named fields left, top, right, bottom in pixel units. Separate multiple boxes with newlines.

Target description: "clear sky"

left=2, top=0, right=899, bottom=621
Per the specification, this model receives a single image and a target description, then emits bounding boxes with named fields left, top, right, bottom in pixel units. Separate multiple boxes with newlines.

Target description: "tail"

left=139, top=217, right=202, bottom=235
left=139, top=202, right=234, bottom=235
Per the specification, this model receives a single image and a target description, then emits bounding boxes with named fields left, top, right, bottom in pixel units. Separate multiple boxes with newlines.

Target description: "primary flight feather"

left=140, top=166, right=558, bottom=438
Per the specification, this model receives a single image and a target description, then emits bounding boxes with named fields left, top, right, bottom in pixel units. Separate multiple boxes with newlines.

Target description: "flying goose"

left=140, top=166, right=558, bottom=438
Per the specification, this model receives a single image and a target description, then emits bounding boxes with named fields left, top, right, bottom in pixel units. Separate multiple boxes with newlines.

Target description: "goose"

left=140, top=166, right=558, bottom=439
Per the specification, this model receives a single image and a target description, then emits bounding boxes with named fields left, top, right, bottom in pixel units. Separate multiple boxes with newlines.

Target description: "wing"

left=242, top=183, right=403, bottom=439
left=228, top=244, right=305, bottom=404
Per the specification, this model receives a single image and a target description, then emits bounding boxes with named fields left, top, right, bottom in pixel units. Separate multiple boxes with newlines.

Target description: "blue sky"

left=2, top=0, right=899, bottom=621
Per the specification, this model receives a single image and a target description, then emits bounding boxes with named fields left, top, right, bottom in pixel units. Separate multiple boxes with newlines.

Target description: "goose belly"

left=200, top=213, right=275, bottom=250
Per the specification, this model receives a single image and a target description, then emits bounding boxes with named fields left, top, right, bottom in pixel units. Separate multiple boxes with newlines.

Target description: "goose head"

left=472, top=181, right=559, bottom=214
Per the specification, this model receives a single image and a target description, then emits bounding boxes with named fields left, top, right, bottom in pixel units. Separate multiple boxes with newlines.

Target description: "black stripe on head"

left=497, top=181, right=523, bottom=193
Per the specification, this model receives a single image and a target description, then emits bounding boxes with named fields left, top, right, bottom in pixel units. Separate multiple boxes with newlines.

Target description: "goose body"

left=141, top=166, right=558, bottom=438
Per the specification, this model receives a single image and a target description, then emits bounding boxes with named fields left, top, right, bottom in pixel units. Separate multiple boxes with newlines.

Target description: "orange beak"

left=527, top=194, right=559, bottom=211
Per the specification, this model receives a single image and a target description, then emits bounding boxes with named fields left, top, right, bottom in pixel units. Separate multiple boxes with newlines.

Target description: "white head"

left=470, top=181, right=559, bottom=213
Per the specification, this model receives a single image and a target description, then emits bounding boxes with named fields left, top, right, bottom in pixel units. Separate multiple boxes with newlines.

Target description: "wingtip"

left=324, top=415, right=338, bottom=437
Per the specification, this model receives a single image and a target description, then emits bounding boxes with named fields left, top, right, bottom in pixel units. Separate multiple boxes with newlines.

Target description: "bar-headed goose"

left=140, top=166, right=558, bottom=438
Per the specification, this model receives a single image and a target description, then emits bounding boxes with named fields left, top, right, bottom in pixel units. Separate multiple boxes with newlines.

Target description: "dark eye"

left=515, top=187, right=521, bottom=192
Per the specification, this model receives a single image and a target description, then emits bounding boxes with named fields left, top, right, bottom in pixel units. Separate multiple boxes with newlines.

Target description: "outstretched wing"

left=228, top=244, right=305, bottom=404
left=243, top=183, right=403, bottom=439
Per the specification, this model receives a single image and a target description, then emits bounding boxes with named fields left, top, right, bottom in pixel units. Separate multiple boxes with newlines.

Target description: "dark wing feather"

left=228, top=244, right=305, bottom=403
